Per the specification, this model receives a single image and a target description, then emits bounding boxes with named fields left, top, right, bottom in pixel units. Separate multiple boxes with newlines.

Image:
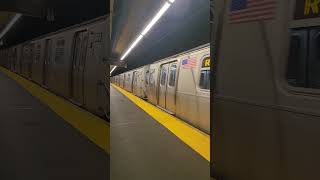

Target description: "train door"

left=28, top=43, right=35, bottom=79
left=158, top=61, right=177, bottom=113
left=122, top=74, right=126, bottom=88
left=71, top=30, right=89, bottom=105
left=158, top=64, right=169, bottom=108
left=132, top=71, right=138, bottom=95
left=43, top=39, right=52, bottom=87
left=166, top=62, right=178, bottom=113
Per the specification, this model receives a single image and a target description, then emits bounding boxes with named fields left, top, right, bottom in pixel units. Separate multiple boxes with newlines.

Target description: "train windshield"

left=200, top=70, right=210, bottom=90
left=287, top=28, right=320, bottom=89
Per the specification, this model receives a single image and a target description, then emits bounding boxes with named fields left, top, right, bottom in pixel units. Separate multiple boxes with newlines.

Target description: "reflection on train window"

left=287, top=29, right=320, bottom=89
left=199, top=70, right=210, bottom=89
left=169, top=63, right=177, bottom=86
left=160, top=66, right=167, bottom=85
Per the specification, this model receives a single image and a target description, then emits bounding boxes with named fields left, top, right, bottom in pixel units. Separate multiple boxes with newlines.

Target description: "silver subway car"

left=0, top=16, right=110, bottom=119
left=112, top=44, right=210, bottom=133
left=212, top=0, right=320, bottom=179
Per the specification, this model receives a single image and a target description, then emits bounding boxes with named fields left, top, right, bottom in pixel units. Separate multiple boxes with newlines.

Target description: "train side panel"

left=147, top=63, right=160, bottom=105
left=124, top=71, right=133, bottom=92
left=31, top=40, right=46, bottom=85
left=176, top=47, right=210, bottom=133
left=83, top=18, right=109, bottom=116
left=132, top=66, right=148, bottom=98
left=15, top=45, right=22, bottom=74
left=213, top=0, right=320, bottom=179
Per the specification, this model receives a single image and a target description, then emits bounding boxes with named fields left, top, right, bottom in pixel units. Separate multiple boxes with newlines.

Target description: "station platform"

left=110, top=84, right=210, bottom=180
left=0, top=68, right=109, bottom=180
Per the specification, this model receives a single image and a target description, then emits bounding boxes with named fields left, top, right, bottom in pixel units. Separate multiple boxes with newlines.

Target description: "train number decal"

left=295, top=0, right=320, bottom=19
left=202, top=57, right=210, bottom=68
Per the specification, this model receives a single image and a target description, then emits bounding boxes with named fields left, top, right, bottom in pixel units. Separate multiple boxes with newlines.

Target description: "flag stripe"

left=182, top=57, right=197, bottom=69
left=229, top=0, right=276, bottom=24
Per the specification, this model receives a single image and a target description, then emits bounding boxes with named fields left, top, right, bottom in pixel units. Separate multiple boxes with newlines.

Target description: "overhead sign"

left=202, top=57, right=210, bottom=68
left=294, top=0, right=320, bottom=19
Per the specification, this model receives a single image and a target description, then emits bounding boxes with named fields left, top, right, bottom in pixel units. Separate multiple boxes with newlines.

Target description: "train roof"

left=114, top=43, right=210, bottom=76
left=2, top=15, right=110, bottom=50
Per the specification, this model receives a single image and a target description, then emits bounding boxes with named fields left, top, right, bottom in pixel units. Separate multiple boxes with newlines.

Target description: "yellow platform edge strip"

left=111, top=83, right=210, bottom=162
left=0, top=67, right=109, bottom=154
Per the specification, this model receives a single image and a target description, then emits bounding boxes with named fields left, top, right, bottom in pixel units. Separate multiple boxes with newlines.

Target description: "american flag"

left=229, top=0, right=276, bottom=24
left=182, top=57, right=197, bottom=69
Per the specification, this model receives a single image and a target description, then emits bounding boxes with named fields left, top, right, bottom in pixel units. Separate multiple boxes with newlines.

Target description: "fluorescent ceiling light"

left=0, top=14, right=22, bottom=39
left=121, top=0, right=175, bottom=60
left=111, top=0, right=175, bottom=75
left=141, top=2, right=171, bottom=36
left=110, top=66, right=117, bottom=75
left=120, top=34, right=143, bottom=60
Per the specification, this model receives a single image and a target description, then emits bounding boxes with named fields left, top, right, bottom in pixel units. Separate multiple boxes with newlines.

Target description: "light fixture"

left=0, top=14, right=22, bottom=39
left=110, top=0, right=175, bottom=75
left=110, top=66, right=117, bottom=75
left=120, top=35, right=143, bottom=60
left=140, top=2, right=171, bottom=36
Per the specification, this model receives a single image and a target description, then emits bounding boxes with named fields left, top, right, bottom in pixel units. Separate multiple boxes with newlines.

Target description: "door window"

left=55, top=39, right=65, bottom=64
left=73, top=35, right=82, bottom=67
left=168, top=63, right=177, bottom=86
left=79, top=33, right=88, bottom=67
left=160, top=65, right=167, bottom=86
left=44, top=39, right=52, bottom=64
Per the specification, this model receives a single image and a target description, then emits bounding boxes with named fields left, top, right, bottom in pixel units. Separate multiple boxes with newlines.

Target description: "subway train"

left=111, top=44, right=210, bottom=133
left=212, top=0, right=320, bottom=179
left=0, top=15, right=110, bottom=120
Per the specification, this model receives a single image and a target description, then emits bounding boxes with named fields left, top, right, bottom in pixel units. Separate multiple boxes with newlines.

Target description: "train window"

left=308, top=30, right=320, bottom=88
left=160, top=66, right=167, bottom=85
left=199, top=70, right=210, bottom=89
left=287, top=33, right=307, bottom=87
left=168, top=63, right=177, bottom=86
left=287, top=29, right=320, bottom=89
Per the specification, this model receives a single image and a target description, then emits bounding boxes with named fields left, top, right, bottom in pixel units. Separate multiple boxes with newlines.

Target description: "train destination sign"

left=294, top=0, right=320, bottom=19
left=202, top=57, right=210, bottom=68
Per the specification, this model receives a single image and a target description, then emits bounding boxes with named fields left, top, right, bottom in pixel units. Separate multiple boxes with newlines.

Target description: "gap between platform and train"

left=0, top=67, right=109, bottom=154
left=111, top=83, right=210, bottom=162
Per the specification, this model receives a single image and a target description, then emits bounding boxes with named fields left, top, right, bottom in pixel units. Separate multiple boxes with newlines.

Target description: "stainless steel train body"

left=112, top=44, right=210, bottom=133
left=0, top=16, right=110, bottom=119
left=212, top=1, right=320, bottom=179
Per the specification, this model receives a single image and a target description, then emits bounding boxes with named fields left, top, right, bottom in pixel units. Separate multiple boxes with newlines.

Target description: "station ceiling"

left=111, top=0, right=210, bottom=75
left=0, top=0, right=109, bottom=48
